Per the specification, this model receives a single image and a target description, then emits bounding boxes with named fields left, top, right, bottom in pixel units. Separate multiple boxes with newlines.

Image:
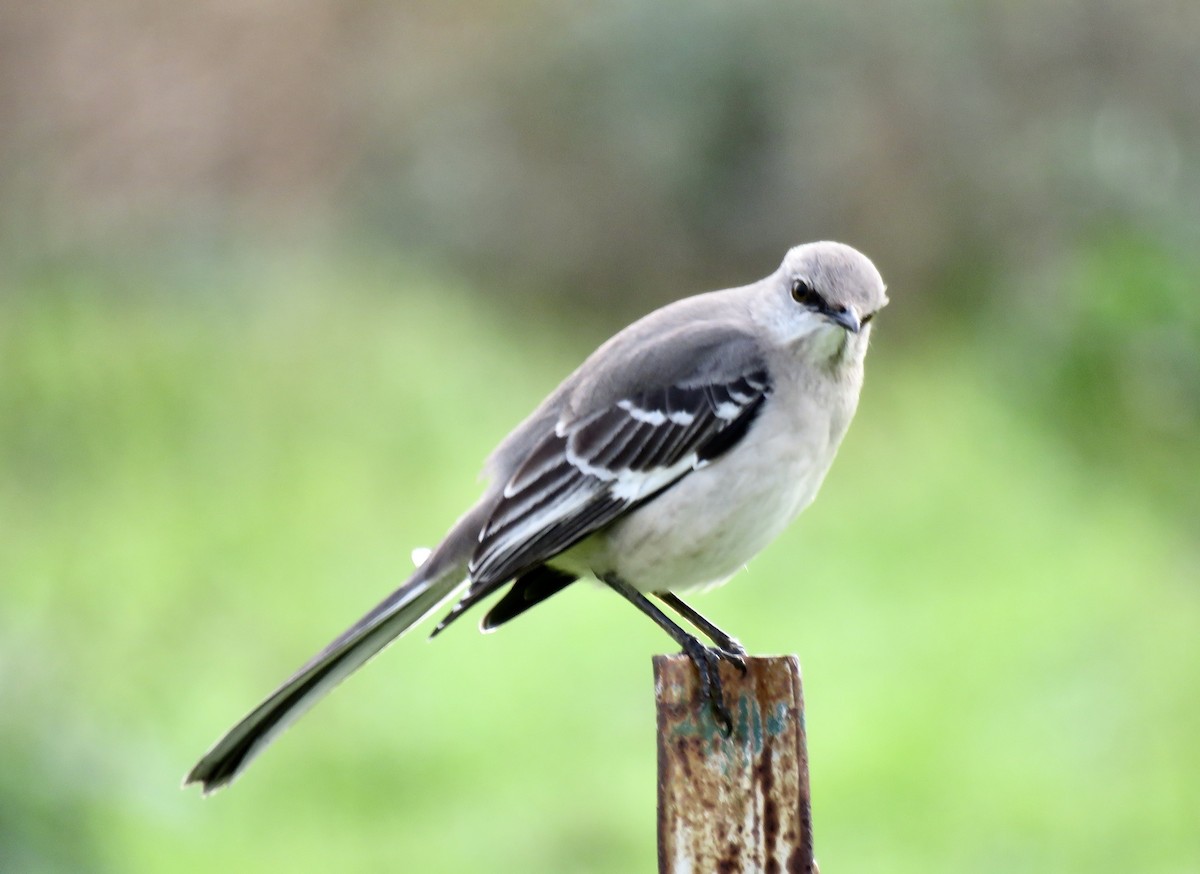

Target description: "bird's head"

left=764, top=241, right=888, bottom=356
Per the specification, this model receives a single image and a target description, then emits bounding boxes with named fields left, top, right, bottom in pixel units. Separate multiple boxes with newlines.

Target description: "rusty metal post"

left=654, top=654, right=816, bottom=874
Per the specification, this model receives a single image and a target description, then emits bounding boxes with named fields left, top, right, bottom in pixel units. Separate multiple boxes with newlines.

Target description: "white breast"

left=566, top=370, right=853, bottom=593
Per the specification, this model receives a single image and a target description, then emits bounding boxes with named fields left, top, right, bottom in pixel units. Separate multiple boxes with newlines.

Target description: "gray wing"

left=432, top=332, right=771, bottom=632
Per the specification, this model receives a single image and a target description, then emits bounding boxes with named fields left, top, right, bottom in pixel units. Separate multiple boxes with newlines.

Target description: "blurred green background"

left=2, top=2, right=1198, bottom=872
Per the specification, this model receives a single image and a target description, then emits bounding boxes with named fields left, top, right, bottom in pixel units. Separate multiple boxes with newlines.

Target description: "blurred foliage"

left=2, top=259, right=1198, bottom=873
left=985, top=230, right=1200, bottom=523
left=2, top=0, right=1198, bottom=298
left=1, top=1, right=1198, bottom=871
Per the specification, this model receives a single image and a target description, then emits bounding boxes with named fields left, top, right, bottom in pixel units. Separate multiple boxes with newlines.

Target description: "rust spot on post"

left=655, top=655, right=817, bottom=874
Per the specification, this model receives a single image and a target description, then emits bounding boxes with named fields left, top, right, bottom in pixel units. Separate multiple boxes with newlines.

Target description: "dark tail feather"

left=184, top=562, right=466, bottom=795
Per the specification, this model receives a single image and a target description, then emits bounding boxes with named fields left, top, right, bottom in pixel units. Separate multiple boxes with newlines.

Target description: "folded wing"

left=432, top=363, right=771, bottom=633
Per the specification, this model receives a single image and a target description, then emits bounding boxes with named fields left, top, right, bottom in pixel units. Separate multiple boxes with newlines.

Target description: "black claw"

left=712, top=699, right=735, bottom=737
left=682, top=638, right=737, bottom=737
left=705, top=630, right=748, bottom=673
left=723, top=650, right=748, bottom=676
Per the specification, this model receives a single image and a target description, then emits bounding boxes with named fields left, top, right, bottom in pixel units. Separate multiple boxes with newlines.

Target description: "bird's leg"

left=601, top=574, right=736, bottom=736
left=655, top=592, right=748, bottom=672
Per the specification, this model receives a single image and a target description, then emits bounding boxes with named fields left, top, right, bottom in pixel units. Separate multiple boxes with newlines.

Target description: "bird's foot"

left=712, top=636, right=748, bottom=674
left=681, top=637, right=741, bottom=737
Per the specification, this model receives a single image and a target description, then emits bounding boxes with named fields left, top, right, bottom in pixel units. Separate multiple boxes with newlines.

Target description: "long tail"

left=185, top=522, right=477, bottom=794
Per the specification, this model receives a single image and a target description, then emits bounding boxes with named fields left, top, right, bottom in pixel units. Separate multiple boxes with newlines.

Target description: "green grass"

left=2, top=257, right=1196, bottom=873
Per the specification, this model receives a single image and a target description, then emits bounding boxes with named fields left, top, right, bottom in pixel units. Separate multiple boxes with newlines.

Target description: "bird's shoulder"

left=566, top=288, right=765, bottom=412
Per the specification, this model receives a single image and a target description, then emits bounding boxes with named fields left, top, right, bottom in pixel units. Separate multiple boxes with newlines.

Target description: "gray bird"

left=186, top=240, right=888, bottom=793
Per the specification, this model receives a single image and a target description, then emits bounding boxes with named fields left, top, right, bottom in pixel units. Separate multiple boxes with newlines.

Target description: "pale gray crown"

left=781, top=241, right=888, bottom=321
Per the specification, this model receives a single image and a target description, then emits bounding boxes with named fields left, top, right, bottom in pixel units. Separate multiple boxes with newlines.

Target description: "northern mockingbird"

left=186, top=240, right=888, bottom=793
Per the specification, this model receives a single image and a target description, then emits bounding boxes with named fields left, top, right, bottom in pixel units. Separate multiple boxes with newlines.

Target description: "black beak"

left=827, top=306, right=861, bottom=334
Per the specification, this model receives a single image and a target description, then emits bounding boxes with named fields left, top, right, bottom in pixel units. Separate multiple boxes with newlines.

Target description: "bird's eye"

left=791, top=278, right=821, bottom=307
